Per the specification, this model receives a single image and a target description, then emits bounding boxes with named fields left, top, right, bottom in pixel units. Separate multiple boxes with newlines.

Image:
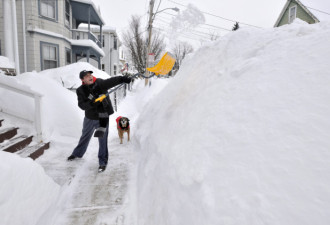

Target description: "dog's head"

left=119, top=117, right=130, bottom=129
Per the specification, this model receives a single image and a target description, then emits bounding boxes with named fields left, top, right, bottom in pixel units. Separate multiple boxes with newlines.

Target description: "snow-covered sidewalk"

left=37, top=135, right=135, bottom=225
left=33, top=78, right=169, bottom=225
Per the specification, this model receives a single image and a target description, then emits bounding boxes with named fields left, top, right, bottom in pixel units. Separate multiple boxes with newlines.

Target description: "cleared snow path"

left=37, top=128, right=136, bottom=225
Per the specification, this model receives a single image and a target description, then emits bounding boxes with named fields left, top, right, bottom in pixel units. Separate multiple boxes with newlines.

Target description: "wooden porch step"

left=18, top=142, right=50, bottom=160
left=0, top=127, right=18, bottom=143
left=0, top=67, right=16, bottom=76
left=0, top=135, right=33, bottom=153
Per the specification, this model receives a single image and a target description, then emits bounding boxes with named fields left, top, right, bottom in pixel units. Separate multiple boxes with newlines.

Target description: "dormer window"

left=289, top=5, right=297, bottom=24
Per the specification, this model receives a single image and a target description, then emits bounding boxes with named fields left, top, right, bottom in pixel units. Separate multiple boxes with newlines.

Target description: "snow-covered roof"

left=79, top=25, right=117, bottom=34
left=71, top=0, right=105, bottom=25
left=70, top=40, right=105, bottom=57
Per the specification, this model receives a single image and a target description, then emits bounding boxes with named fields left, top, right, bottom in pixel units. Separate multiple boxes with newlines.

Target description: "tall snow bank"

left=0, top=151, right=60, bottom=225
left=135, top=20, right=330, bottom=224
left=38, top=62, right=111, bottom=89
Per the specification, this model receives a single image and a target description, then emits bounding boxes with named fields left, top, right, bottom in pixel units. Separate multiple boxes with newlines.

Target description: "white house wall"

left=0, top=1, right=4, bottom=57
left=78, top=30, right=120, bottom=77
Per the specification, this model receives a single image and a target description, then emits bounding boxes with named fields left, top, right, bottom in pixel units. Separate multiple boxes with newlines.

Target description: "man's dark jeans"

left=71, top=117, right=109, bottom=166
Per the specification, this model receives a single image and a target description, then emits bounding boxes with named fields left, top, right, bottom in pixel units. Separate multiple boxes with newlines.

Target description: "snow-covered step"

left=18, top=142, right=50, bottom=160
left=0, top=127, right=18, bottom=143
left=0, top=135, right=33, bottom=153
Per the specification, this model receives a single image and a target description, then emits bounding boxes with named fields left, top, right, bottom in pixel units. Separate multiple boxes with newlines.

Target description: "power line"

left=157, top=13, right=231, bottom=31
left=159, top=8, right=234, bottom=32
left=153, top=26, right=208, bottom=42
left=168, top=0, right=262, bottom=28
left=153, top=18, right=218, bottom=38
left=306, top=6, right=330, bottom=16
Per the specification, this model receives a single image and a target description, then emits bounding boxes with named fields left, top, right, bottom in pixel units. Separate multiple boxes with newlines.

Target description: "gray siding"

left=277, top=1, right=317, bottom=27
left=1, top=0, right=73, bottom=72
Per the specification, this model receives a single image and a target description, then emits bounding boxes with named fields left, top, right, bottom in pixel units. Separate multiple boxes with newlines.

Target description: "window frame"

left=64, top=0, right=71, bottom=28
left=114, top=65, right=117, bottom=75
left=40, top=42, right=59, bottom=70
left=39, top=0, right=58, bottom=22
left=113, top=37, right=117, bottom=50
left=65, top=47, right=72, bottom=65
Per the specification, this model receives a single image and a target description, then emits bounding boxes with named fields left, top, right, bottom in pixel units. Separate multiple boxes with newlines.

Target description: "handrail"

left=0, top=81, right=43, bottom=142
left=71, top=29, right=101, bottom=47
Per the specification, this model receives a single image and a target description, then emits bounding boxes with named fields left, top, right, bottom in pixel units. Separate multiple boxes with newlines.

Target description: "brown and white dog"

left=116, top=116, right=130, bottom=144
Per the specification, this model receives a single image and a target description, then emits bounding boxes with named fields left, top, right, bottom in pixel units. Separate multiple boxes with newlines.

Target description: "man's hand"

left=89, top=95, right=101, bottom=107
left=94, top=95, right=106, bottom=103
left=122, top=76, right=132, bottom=83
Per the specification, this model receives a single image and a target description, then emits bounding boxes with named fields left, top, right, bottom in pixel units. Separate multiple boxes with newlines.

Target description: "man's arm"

left=99, top=76, right=131, bottom=91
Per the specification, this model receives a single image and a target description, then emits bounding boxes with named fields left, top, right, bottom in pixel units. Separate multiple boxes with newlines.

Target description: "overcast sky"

left=91, top=0, right=330, bottom=47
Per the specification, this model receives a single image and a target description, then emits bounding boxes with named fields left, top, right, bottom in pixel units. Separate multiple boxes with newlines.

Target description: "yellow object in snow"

left=147, top=52, right=176, bottom=75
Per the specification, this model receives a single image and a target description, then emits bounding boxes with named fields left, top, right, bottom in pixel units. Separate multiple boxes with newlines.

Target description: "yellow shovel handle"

left=95, top=95, right=106, bottom=103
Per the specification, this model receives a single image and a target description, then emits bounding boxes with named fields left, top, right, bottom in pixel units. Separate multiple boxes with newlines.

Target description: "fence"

left=109, top=82, right=132, bottom=112
left=0, top=82, right=43, bottom=142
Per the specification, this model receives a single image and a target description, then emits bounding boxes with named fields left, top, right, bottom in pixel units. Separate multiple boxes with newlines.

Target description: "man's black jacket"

left=76, top=76, right=125, bottom=120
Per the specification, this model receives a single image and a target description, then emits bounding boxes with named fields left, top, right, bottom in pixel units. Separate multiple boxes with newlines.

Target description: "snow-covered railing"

left=0, top=82, right=43, bottom=142
left=71, top=29, right=101, bottom=47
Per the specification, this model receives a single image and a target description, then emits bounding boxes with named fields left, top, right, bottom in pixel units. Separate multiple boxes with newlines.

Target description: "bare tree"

left=232, top=22, right=240, bottom=31
left=171, top=41, right=194, bottom=71
left=122, top=15, right=165, bottom=74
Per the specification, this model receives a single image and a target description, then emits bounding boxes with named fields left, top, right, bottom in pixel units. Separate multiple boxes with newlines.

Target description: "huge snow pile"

left=0, top=152, right=60, bottom=225
left=135, top=20, right=330, bottom=225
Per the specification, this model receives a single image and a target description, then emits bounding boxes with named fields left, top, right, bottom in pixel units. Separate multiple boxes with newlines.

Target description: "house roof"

left=71, top=0, right=105, bottom=26
left=274, top=0, right=320, bottom=27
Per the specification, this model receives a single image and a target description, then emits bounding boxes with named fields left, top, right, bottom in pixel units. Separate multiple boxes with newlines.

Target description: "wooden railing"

left=0, top=81, right=43, bottom=142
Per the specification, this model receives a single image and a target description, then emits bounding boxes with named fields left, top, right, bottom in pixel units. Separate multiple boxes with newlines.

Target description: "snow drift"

left=0, top=151, right=60, bottom=225
left=135, top=20, right=330, bottom=225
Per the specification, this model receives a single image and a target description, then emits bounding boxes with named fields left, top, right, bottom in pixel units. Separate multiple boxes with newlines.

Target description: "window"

left=65, top=48, right=71, bottom=65
left=289, top=6, right=297, bottom=24
left=113, top=37, right=117, bottom=50
left=98, top=35, right=105, bottom=47
left=102, top=64, right=105, bottom=71
left=40, top=0, right=56, bottom=20
left=41, top=42, right=58, bottom=70
left=65, top=0, right=70, bottom=27
left=114, top=65, right=117, bottom=75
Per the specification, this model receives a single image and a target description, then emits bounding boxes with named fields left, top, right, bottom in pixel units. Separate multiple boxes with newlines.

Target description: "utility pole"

left=145, top=0, right=155, bottom=86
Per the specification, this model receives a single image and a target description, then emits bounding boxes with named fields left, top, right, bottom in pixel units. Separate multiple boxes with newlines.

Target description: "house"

left=274, top=0, right=320, bottom=27
left=0, top=0, right=105, bottom=74
left=79, top=26, right=121, bottom=76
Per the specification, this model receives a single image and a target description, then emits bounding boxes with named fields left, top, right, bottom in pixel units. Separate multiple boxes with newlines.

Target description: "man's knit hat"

left=79, top=70, right=93, bottom=79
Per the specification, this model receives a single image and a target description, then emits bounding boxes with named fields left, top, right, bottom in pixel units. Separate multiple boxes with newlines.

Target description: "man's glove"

left=88, top=94, right=101, bottom=107
left=122, top=76, right=132, bottom=83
